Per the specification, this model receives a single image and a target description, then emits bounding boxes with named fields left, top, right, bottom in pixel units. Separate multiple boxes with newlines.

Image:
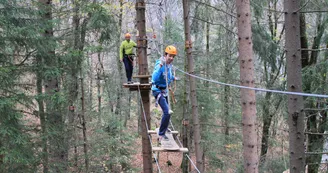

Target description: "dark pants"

left=154, top=91, right=170, bottom=136
left=123, top=55, right=133, bottom=81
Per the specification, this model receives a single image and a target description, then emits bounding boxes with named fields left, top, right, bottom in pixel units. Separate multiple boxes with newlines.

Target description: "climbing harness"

left=155, top=89, right=167, bottom=107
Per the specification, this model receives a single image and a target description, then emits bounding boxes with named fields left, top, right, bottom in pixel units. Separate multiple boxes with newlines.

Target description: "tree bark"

left=300, top=13, right=309, bottom=67
left=223, top=2, right=234, bottom=145
left=181, top=36, right=190, bottom=173
left=97, top=56, right=102, bottom=114
left=136, top=1, right=152, bottom=172
left=182, top=0, right=204, bottom=172
left=260, top=92, right=272, bottom=163
left=284, top=0, right=305, bottom=172
left=80, top=70, right=89, bottom=172
left=309, top=15, right=328, bottom=65
left=236, top=0, right=258, bottom=172
left=67, top=1, right=82, bottom=170
left=36, top=55, right=49, bottom=173
left=115, top=0, right=124, bottom=117
left=38, top=0, right=66, bottom=171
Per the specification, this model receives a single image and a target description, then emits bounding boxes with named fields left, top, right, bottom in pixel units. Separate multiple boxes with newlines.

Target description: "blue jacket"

left=151, top=57, right=175, bottom=94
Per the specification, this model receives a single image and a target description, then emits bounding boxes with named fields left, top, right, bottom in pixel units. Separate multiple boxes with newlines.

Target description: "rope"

left=173, top=66, right=328, bottom=98
left=169, top=120, right=201, bottom=173
left=163, top=60, right=201, bottom=173
left=186, top=154, right=201, bottom=173
left=169, top=120, right=183, bottom=146
left=137, top=85, right=162, bottom=173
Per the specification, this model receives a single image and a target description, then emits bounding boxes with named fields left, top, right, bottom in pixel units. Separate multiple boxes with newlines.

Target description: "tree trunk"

left=300, top=13, right=309, bottom=67
left=205, top=3, right=210, bottom=88
left=309, top=15, right=328, bottom=65
left=97, top=55, right=102, bottom=114
left=79, top=10, right=90, bottom=171
left=88, top=56, right=93, bottom=111
left=260, top=92, right=272, bottom=163
left=260, top=2, right=282, bottom=162
left=182, top=0, right=204, bottom=172
left=136, top=1, right=152, bottom=172
left=181, top=37, right=190, bottom=173
left=36, top=55, right=49, bottom=173
left=38, top=0, right=66, bottom=171
left=80, top=70, right=89, bottom=172
left=236, top=0, right=258, bottom=172
left=115, top=0, right=124, bottom=117
left=66, top=2, right=82, bottom=170
left=97, top=65, right=101, bottom=124
left=222, top=4, right=233, bottom=144
left=284, top=0, right=305, bottom=172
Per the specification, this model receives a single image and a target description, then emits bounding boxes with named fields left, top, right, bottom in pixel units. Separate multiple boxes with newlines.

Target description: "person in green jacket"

left=120, top=33, right=137, bottom=84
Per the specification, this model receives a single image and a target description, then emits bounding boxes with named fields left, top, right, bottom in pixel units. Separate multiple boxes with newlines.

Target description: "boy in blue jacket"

left=151, top=45, right=177, bottom=141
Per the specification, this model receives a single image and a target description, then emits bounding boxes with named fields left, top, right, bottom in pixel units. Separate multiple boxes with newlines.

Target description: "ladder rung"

left=152, top=147, right=189, bottom=153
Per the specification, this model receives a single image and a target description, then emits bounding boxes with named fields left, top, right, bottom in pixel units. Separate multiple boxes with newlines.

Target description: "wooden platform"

left=150, top=128, right=189, bottom=153
left=122, top=82, right=152, bottom=91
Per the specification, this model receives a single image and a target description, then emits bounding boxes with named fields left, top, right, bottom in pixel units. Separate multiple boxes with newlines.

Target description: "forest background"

left=1, top=0, right=328, bottom=172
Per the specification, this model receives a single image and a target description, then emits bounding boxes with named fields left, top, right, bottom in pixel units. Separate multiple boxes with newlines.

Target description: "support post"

left=136, top=1, right=152, bottom=172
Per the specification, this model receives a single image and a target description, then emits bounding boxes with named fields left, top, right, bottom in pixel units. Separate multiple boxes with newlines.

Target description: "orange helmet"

left=165, top=45, right=177, bottom=55
left=125, top=33, right=131, bottom=38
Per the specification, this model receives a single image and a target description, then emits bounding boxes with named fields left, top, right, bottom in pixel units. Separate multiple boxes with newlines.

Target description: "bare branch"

left=304, top=132, right=328, bottom=135
left=191, top=0, right=237, bottom=18
left=294, top=0, right=310, bottom=13
left=190, top=16, right=237, bottom=35
left=301, top=48, right=328, bottom=51
left=301, top=10, right=328, bottom=13
left=304, top=108, right=328, bottom=111
left=305, top=152, right=328, bottom=155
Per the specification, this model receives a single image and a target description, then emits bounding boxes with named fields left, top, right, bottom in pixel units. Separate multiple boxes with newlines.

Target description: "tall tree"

left=251, top=0, right=285, bottom=164
left=36, top=46, right=49, bottom=173
left=284, top=0, right=305, bottom=172
left=38, top=0, right=66, bottom=171
left=300, top=4, right=328, bottom=171
left=136, top=0, right=152, bottom=172
left=0, top=2, right=36, bottom=171
left=183, top=0, right=204, bottom=172
left=236, top=0, right=258, bottom=172
left=115, top=0, right=124, bottom=118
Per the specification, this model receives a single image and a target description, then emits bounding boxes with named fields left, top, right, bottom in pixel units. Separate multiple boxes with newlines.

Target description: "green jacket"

left=119, top=40, right=137, bottom=60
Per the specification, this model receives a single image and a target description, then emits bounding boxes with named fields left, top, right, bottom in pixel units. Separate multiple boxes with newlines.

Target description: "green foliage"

left=87, top=3, right=117, bottom=43
left=302, top=60, right=328, bottom=93
left=250, top=0, right=268, bottom=19
left=163, top=16, right=184, bottom=53
left=89, top=116, right=136, bottom=172
left=0, top=1, right=40, bottom=172
left=259, top=155, right=289, bottom=173
left=252, top=24, right=280, bottom=71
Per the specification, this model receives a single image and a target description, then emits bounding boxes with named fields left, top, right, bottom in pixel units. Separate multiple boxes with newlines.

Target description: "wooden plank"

left=133, top=75, right=151, bottom=78
left=122, top=82, right=152, bottom=87
left=152, top=147, right=189, bottom=153
left=148, top=130, right=179, bottom=135
left=122, top=82, right=152, bottom=91
left=155, top=128, right=180, bottom=150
